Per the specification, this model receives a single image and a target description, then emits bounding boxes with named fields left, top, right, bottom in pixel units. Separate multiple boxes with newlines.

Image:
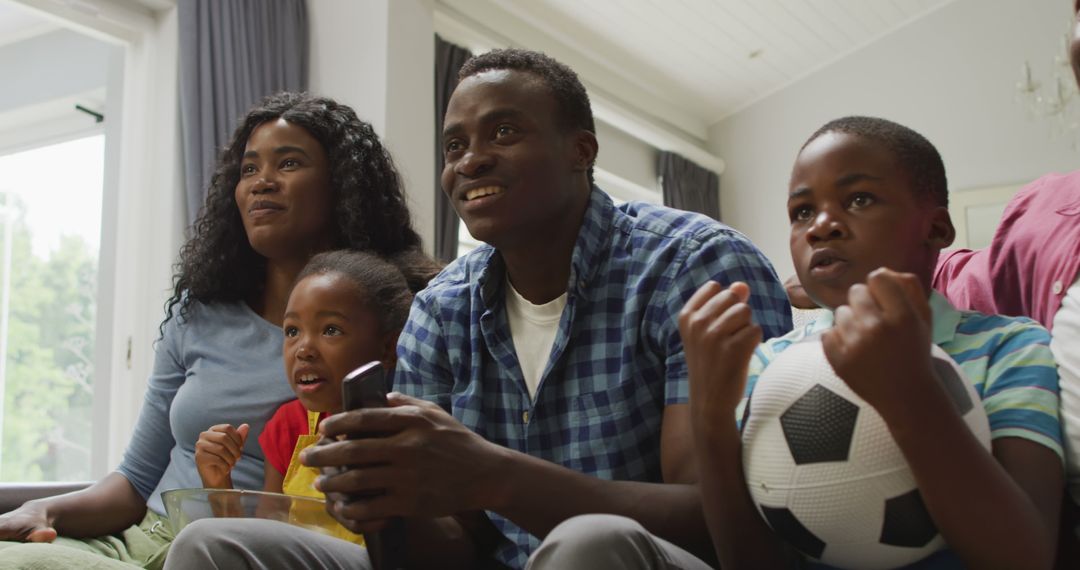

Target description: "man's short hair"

left=803, top=116, right=948, bottom=208
left=458, top=48, right=596, bottom=136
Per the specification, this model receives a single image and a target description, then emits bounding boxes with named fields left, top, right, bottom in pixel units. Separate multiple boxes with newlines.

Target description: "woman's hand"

left=0, top=500, right=57, bottom=542
left=194, top=423, right=249, bottom=489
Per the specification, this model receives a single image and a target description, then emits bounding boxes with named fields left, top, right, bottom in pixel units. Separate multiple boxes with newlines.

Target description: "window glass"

left=0, top=134, right=103, bottom=481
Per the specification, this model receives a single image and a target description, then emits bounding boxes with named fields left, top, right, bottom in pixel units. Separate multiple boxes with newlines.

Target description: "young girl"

left=193, top=249, right=441, bottom=543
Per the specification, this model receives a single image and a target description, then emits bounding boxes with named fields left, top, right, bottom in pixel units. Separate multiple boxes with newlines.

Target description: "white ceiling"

left=1, top=0, right=959, bottom=144
left=0, top=1, right=57, bottom=47
left=442, top=0, right=958, bottom=131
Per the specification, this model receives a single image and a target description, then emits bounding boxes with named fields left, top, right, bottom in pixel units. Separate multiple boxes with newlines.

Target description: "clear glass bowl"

left=161, top=488, right=341, bottom=538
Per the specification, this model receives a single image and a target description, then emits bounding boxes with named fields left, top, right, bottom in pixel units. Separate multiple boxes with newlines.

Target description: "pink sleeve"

left=934, top=247, right=995, bottom=314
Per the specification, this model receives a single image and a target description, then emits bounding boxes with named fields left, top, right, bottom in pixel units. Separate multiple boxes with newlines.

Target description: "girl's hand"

left=194, top=423, right=250, bottom=489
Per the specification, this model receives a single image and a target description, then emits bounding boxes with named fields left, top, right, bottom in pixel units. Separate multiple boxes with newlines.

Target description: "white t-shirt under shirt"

left=504, top=277, right=567, bottom=399
left=1052, top=275, right=1080, bottom=502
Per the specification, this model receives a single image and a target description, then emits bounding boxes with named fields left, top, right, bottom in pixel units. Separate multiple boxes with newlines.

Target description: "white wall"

left=385, top=0, right=436, bottom=245
left=308, top=0, right=436, bottom=254
left=595, top=119, right=658, bottom=195
left=708, top=0, right=1077, bottom=279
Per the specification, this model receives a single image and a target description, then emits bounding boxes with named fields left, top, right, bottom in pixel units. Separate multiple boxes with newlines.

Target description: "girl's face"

left=235, top=118, right=335, bottom=261
left=282, top=273, right=394, bottom=413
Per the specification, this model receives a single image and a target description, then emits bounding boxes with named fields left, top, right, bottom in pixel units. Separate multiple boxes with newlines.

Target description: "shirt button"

left=522, top=410, right=530, bottom=423
left=1053, top=280, right=1064, bottom=295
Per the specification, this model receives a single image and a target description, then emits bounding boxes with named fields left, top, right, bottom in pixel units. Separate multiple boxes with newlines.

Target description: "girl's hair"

left=295, top=249, right=443, bottom=335
left=163, top=91, right=422, bottom=329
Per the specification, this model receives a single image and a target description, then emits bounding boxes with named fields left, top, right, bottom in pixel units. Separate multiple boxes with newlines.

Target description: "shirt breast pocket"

left=571, top=389, right=631, bottom=426
left=1056, top=197, right=1080, bottom=216
left=567, top=388, right=661, bottom=479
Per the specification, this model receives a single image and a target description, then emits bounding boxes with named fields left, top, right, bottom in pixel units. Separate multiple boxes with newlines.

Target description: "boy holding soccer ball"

left=531, top=116, right=1063, bottom=569
left=677, top=116, right=1063, bottom=569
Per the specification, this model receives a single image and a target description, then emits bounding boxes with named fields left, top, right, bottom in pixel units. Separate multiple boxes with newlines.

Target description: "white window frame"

left=0, top=92, right=106, bottom=157
left=10, top=0, right=182, bottom=478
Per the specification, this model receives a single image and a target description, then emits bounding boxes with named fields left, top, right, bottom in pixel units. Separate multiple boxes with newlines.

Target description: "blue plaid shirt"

left=394, top=188, right=792, bottom=568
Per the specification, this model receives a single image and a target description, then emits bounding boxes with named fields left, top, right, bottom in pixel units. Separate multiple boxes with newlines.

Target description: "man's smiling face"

left=441, top=69, right=585, bottom=250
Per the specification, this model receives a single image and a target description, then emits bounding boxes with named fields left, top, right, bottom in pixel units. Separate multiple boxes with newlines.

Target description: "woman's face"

left=235, top=118, right=335, bottom=261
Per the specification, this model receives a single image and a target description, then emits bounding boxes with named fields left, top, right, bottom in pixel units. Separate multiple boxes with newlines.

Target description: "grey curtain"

left=659, top=150, right=721, bottom=220
left=434, top=35, right=472, bottom=263
left=179, top=0, right=309, bottom=228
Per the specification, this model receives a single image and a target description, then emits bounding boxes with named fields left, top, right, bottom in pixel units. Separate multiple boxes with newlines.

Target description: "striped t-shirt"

left=736, top=290, right=1062, bottom=460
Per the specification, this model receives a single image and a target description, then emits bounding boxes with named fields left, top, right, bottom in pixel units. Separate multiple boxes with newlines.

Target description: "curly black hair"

left=458, top=48, right=596, bottom=184
left=164, top=92, right=423, bottom=329
left=296, top=249, right=442, bottom=336
left=803, top=116, right=948, bottom=208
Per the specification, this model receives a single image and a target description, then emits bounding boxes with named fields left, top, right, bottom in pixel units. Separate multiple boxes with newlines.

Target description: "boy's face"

left=787, top=131, right=952, bottom=310
left=282, top=273, right=390, bottom=414
left=441, top=69, right=590, bottom=249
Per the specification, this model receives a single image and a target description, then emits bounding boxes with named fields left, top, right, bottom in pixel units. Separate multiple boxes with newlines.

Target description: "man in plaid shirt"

left=169, top=49, right=790, bottom=570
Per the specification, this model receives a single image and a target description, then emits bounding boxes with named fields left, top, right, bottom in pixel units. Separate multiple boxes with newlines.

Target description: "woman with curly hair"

left=0, top=92, right=434, bottom=569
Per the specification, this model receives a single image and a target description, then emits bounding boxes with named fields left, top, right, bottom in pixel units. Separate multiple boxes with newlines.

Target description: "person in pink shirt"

left=933, top=175, right=1080, bottom=333
left=933, top=3, right=1080, bottom=554
left=933, top=173, right=1080, bottom=496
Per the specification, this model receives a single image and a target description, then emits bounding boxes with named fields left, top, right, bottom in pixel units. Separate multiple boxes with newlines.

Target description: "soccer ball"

left=741, top=337, right=990, bottom=570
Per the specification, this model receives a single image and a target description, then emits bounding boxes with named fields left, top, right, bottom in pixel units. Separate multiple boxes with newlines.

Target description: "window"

left=0, top=134, right=104, bottom=481
left=0, top=0, right=182, bottom=480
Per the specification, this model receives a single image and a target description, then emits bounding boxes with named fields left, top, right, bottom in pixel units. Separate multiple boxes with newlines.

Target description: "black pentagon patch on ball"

left=931, top=357, right=973, bottom=416
left=880, top=489, right=939, bottom=547
left=761, top=505, right=825, bottom=559
left=780, top=384, right=859, bottom=464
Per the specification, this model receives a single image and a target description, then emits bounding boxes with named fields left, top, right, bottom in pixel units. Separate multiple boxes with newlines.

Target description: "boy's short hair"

left=802, top=116, right=948, bottom=208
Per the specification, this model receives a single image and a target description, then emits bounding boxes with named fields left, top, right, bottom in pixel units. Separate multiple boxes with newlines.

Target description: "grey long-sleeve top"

left=116, top=300, right=295, bottom=515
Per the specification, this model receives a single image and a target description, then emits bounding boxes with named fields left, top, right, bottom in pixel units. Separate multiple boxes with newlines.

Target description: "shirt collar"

left=567, top=187, right=614, bottom=297
left=803, top=290, right=960, bottom=345
left=476, top=186, right=613, bottom=307
left=928, top=290, right=962, bottom=345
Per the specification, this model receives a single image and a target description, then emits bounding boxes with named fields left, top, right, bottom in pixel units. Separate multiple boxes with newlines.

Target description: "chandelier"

left=1016, top=30, right=1080, bottom=143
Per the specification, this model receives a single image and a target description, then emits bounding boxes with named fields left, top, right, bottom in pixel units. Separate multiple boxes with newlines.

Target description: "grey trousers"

left=162, top=518, right=371, bottom=570
left=163, top=514, right=710, bottom=569
left=526, top=514, right=714, bottom=570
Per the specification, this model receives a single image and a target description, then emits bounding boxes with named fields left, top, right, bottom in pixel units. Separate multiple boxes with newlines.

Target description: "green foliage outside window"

left=0, top=198, right=96, bottom=482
